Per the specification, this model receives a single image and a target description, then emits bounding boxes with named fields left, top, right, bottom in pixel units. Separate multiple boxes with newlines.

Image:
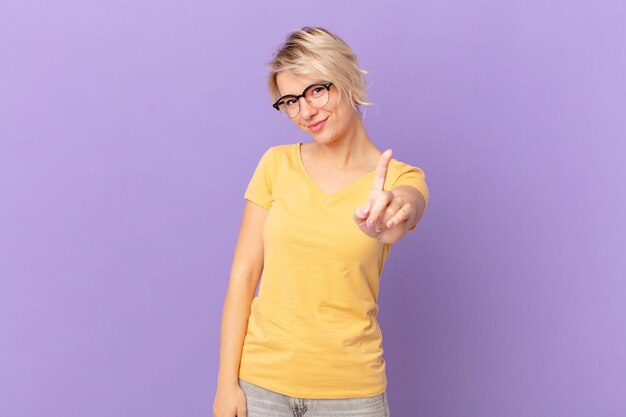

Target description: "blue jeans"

left=238, top=378, right=390, bottom=417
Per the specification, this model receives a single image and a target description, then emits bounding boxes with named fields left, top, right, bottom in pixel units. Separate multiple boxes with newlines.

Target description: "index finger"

left=371, top=149, right=392, bottom=193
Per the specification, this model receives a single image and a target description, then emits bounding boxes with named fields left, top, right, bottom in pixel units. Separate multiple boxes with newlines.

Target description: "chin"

left=314, top=133, right=339, bottom=145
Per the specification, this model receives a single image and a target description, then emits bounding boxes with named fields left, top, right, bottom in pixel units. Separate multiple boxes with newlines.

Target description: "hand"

left=213, top=382, right=247, bottom=417
left=353, top=149, right=412, bottom=240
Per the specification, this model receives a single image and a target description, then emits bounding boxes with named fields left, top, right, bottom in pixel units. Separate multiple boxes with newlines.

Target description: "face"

left=275, top=71, right=359, bottom=144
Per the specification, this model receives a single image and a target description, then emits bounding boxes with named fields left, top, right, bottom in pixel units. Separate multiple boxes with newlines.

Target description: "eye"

left=308, top=86, right=326, bottom=98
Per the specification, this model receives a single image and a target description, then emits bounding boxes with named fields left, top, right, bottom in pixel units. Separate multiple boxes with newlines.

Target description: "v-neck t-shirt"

left=238, top=142, right=429, bottom=399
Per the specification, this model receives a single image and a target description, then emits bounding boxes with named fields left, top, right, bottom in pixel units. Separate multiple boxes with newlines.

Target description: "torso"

left=299, top=142, right=383, bottom=195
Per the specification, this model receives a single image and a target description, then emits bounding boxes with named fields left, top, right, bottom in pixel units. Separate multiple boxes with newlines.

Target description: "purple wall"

left=1, top=1, right=625, bottom=416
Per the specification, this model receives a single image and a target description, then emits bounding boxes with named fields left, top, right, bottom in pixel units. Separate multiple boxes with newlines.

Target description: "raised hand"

left=353, top=149, right=412, bottom=240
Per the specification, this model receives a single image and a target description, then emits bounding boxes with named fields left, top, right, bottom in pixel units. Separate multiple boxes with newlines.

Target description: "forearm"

left=216, top=272, right=259, bottom=388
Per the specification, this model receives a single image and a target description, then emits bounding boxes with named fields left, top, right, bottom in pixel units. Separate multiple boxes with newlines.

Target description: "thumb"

left=355, top=203, right=371, bottom=220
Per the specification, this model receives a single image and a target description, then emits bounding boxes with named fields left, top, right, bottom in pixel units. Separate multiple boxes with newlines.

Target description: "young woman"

left=213, top=26, right=429, bottom=417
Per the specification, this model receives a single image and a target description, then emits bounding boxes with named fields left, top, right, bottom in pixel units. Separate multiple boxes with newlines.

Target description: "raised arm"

left=353, top=149, right=426, bottom=244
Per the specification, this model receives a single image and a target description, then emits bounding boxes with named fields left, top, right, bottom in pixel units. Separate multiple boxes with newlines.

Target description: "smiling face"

left=275, top=71, right=360, bottom=143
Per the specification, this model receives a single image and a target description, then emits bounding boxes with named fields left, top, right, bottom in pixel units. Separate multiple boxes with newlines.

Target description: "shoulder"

left=254, top=142, right=294, bottom=164
left=386, top=157, right=429, bottom=206
left=388, top=158, right=427, bottom=181
left=270, top=142, right=296, bottom=156
left=251, top=143, right=300, bottom=179
left=259, top=142, right=297, bottom=159
left=263, top=143, right=303, bottom=172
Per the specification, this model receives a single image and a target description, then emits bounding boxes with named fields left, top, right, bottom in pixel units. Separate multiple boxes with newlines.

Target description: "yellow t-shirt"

left=238, top=142, right=429, bottom=399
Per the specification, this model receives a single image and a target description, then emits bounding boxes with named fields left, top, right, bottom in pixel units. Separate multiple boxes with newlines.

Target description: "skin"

left=276, top=71, right=426, bottom=243
left=213, top=71, right=426, bottom=417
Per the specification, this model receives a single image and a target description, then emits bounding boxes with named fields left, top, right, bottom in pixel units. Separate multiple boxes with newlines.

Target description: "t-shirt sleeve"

left=244, top=147, right=274, bottom=209
left=391, top=162, right=429, bottom=232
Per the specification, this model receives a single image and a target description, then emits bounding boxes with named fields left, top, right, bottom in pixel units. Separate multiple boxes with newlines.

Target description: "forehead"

left=276, top=72, right=324, bottom=96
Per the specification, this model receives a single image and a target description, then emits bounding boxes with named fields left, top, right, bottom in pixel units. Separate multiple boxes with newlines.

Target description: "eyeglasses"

left=272, top=82, right=333, bottom=119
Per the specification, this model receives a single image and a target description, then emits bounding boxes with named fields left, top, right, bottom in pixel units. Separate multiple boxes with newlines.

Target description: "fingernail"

left=362, top=206, right=370, bottom=215
left=367, top=220, right=373, bottom=228
left=387, top=220, right=395, bottom=227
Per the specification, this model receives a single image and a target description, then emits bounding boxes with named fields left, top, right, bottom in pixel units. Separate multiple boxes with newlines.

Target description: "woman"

left=213, top=26, right=429, bottom=417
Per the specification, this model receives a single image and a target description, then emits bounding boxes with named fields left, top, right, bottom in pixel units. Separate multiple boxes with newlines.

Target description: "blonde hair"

left=265, top=26, right=375, bottom=117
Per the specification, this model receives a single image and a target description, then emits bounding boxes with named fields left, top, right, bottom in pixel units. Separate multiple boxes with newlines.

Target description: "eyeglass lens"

left=277, top=84, right=330, bottom=118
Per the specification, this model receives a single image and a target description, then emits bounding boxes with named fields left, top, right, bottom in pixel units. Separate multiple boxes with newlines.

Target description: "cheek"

left=334, top=104, right=355, bottom=128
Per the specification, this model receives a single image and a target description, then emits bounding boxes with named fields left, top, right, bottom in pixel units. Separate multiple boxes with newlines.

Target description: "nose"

left=298, top=96, right=319, bottom=120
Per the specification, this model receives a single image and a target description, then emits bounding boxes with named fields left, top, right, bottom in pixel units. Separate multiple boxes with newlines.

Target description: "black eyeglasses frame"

left=272, top=82, right=334, bottom=117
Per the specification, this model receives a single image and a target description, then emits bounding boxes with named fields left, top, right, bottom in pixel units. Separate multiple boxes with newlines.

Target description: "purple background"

left=1, top=1, right=625, bottom=416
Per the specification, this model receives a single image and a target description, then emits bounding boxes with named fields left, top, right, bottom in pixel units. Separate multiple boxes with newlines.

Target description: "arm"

left=353, top=151, right=428, bottom=245
left=216, top=200, right=267, bottom=389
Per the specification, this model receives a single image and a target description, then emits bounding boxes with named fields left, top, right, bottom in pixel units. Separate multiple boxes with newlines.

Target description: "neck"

left=312, top=112, right=380, bottom=170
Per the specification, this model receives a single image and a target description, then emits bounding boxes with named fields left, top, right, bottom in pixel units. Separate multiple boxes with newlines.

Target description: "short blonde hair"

left=265, top=26, right=374, bottom=116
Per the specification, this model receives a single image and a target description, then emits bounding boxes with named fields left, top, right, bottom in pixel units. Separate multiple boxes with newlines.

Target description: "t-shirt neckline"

left=295, top=142, right=376, bottom=199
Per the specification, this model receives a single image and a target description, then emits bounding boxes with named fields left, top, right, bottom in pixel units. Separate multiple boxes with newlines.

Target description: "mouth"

left=308, top=117, right=328, bottom=131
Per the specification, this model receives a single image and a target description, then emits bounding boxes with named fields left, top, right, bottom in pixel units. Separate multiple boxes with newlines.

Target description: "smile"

left=308, top=118, right=328, bottom=132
